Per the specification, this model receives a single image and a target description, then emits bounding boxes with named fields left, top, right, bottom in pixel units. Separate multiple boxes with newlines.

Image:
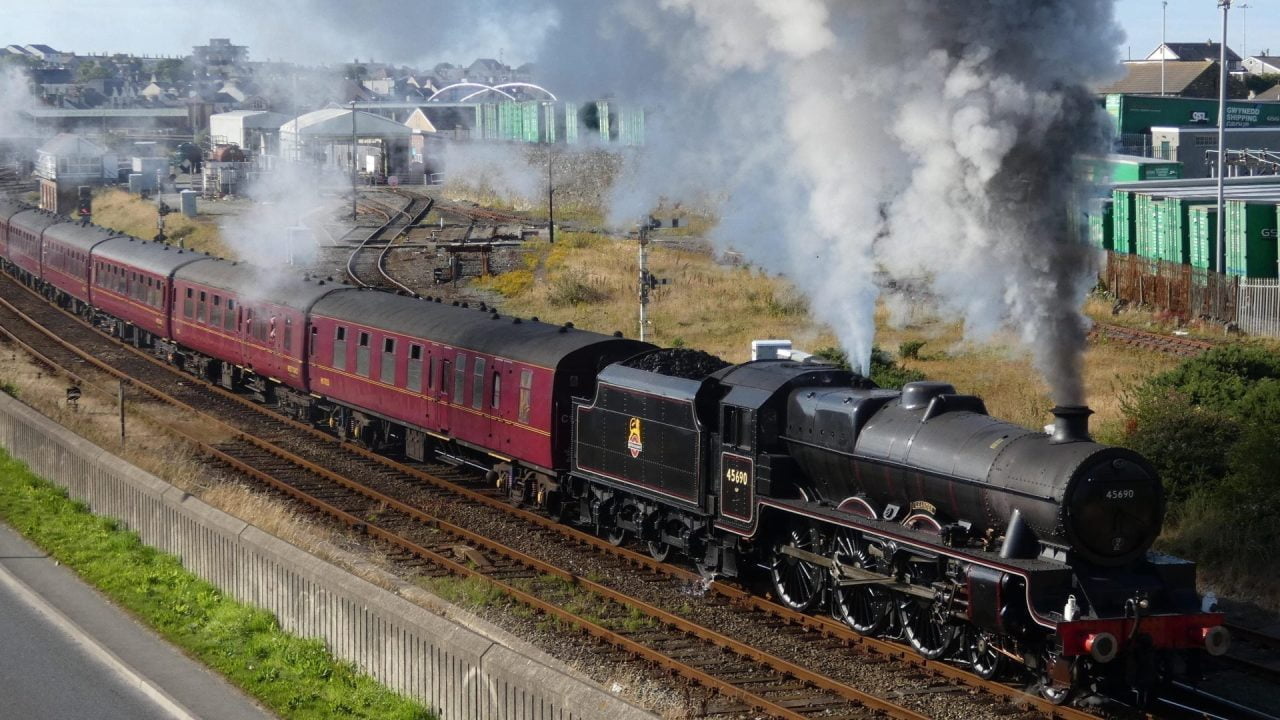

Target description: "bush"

left=1121, top=389, right=1237, bottom=502
left=547, top=277, right=607, bottom=307
left=899, top=339, right=926, bottom=360
left=0, top=381, right=17, bottom=398
left=813, top=345, right=927, bottom=390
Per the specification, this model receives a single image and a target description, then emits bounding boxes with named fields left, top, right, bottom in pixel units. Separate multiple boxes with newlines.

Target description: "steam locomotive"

left=0, top=200, right=1226, bottom=705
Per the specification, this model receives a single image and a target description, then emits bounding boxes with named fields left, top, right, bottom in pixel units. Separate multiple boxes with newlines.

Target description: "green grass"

left=0, top=452, right=432, bottom=720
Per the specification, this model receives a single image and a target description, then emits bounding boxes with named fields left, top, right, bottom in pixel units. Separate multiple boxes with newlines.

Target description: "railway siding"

left=0, top=390, right=656, bottom=720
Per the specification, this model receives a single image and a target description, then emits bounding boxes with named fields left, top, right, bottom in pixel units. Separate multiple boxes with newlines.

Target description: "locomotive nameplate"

left=720, top=452, right=754, bottom=523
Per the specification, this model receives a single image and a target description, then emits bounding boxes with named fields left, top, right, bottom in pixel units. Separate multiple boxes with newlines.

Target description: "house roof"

left=1249, top=56, right=1280, bottom=72
left=37, top=133, right=107, bottom=157
left=1096, top=60, right=1216, bottom=95
left=1153, top=42, right=1241, bottom=63
left=280, top=108, right=411, bottom=137
left=1254, top=85, right=1280, bottom=102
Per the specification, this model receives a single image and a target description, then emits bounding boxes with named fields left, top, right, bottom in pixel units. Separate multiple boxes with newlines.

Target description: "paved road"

left=0, top=522, right=277, bottom=720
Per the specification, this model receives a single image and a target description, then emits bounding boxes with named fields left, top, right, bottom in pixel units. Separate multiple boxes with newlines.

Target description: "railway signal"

left=637, top=217, right=669, bottom=342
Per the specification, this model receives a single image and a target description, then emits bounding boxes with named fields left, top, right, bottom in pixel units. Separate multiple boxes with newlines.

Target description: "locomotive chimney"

left=1049, top=405, right=1093, bottom=444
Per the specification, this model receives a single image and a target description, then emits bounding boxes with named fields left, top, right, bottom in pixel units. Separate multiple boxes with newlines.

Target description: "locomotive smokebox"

left=1049, top=405, right=1093, bottom=444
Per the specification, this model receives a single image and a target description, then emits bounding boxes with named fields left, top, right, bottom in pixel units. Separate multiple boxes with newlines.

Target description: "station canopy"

left=279, top=109, right=411, bottom=140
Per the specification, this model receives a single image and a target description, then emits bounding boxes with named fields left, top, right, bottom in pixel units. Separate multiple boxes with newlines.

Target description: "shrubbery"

left=1121, top=344, right=1280, bottom=599
left=813, top=346, right=928, bottom=390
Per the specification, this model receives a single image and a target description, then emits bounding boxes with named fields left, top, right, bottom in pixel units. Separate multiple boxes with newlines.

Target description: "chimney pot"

left=1049, top=405, right=1093, bottom=444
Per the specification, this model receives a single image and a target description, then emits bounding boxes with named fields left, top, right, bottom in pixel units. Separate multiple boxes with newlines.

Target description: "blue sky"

left=3, top=2, right=1278, bottom=66
left=1116, top=0, right=1279, bottom=60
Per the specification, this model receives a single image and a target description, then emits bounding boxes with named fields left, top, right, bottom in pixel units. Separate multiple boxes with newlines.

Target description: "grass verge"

left=0, top=451, right=431, bottom=720
left=91, top=188, right=232, bottom=258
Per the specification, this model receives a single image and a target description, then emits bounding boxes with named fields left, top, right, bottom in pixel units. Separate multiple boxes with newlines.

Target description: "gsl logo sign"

left=1263, top=229, right=1278, bottom=239
left=1190, top=111, right=1210, bottom=123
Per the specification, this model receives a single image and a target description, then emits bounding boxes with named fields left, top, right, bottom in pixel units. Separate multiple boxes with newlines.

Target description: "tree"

left=155, top=58, right=190, bottom=83
left=76, top=61, right=111, bottom=82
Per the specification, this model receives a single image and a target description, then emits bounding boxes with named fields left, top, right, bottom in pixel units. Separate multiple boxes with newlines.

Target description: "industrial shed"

left=279, top=109, right=411, bottom=176
left=209, top=110, right=290, bottom=155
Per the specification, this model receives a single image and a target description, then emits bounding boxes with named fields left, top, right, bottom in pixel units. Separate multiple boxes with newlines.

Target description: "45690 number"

left=1105, top=489, right=1135, bottom=500
left=725, top=468, right=750, bottom=486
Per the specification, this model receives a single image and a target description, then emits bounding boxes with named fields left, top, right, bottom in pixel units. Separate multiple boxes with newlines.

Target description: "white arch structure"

left=428, top=82, right=558, bottom=103
left=427, top=83, right=517, bottom=102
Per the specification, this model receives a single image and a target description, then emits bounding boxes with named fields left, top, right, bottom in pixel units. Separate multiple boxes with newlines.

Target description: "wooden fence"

left=1102, top=253, right=1237, bottom=324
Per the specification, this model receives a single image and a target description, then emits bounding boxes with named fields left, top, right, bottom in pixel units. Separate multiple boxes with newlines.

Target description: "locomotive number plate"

left=720, top=452, right=754, bottom=523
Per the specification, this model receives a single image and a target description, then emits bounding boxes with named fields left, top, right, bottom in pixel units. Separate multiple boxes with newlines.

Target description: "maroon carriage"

left=307, top=292, right=651, bottom=486
left=172, top=260, right=348, bottom=395
left=91, top=238, right=206, bottom=346
left=41, top=222, right=120, bottom=311
left=0, top=198, right=29, bottom=261
left=4, top=208, right=62, bottom=284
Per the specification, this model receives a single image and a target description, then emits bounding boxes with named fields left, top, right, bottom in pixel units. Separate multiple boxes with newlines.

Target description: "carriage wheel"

left=769, top=526, right=824, bottom=612
left=967, top=630, right=1004, bottom=680
left=829, top=529, right=891, bottom=635
left=647, top=539, right=671, bottom=562
left=898, top=595, right=959, bottom=660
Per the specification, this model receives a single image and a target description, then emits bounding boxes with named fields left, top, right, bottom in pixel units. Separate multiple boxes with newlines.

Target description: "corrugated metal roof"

left=311, top=290, right=651, bottom=368
left=280, top=109, right=410, bottom=137
left=175, top=259, right=353, bottom=310
left=95, top=237, right=211, bottom=276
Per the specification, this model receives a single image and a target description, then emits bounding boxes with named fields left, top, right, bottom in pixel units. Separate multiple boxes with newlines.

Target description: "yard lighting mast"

left=350, top=100, right=358, bottom=221
left=1216, top=0, right=1231, bottom=274
left=1161, top=1, right=1168, bottom=96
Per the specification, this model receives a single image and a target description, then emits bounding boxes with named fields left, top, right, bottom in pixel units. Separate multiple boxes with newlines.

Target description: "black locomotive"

left=561, top=349, right=1226, bottom=703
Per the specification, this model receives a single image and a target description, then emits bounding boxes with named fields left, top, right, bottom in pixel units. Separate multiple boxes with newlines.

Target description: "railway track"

left=1216, top=623, right=1280, bottom=685
left=1088, top=323, right=1217, bottom=358
left=0, top=270, right=1242, bottom=719
left=347, top=190, right=433, bottom=294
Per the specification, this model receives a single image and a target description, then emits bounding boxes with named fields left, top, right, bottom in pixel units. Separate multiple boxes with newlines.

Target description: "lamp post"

left=1161, top=1, right=1168, bottom=96
left=350, top=100, right=357, bottom=221
left=1240, top=3, right=1251, bottom=60
left=1215, top=0, right=1231, bottom=275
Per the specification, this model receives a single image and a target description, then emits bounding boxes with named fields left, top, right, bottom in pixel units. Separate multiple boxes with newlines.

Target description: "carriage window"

left=183, top=287, right=193, bottom=318
left=383, top=338, right=395, bottom=354
left=283, top=317, right=293, bottom=352
left=518, top=369, right=533, bottom=424
left=225, top=299, right=236, bottom=330
left=491, top=372, right=501, bottom=409
left=210, top=295, right=222, bottom=327
left=441, top=359, right=451, bottom=396
left=335, top=326, right=346, bottom=341
left=429, top=356, right=438, bottom=391
left=358, top=332, right=369, bottom=347
left=407, top=344, right=423, bottom=393
left=310, top=326, right=318, bottom=354
left=472, top=358, right=486, bottom=409
left=454, top=353, right=467, bottom=401
left=380, top=336, right=395, bottom=384
left=197, top=291, right=206, bottom=322
left=410, top=344, right=422, bottom=361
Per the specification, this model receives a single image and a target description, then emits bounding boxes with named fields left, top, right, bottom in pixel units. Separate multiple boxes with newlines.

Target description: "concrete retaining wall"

left=0, top=393, right=655, bottom=720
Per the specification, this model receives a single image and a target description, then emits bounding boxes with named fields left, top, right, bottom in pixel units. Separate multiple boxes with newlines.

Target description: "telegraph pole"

left=638, top=222, right=650, bottom=341
left=1161, top=1, right=1168, bottom=96
left=546, top=149, right=555, bottom=244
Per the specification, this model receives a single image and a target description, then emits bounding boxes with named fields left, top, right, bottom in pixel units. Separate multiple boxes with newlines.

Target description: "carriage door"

left=719, top=405, right=756, bottom=525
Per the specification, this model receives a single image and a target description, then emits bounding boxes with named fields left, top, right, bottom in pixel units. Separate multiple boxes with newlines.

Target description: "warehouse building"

left=1149, top=126, right=1280, bottom=178
left=279, top=108, right=411, bottom=176
left=209, top=110, right=290, bottom=156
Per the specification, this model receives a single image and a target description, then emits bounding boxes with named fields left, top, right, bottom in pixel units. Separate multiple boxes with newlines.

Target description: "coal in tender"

left=624, top=348, right=731, bottom=380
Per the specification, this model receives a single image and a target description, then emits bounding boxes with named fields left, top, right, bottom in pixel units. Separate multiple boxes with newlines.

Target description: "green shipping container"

left=1188, top=206, right=1219, bottom=271
left=1225, top=199, right=1280, bottom=278
left=1112, top=189, right=1134, bottom=254
left=1088, top=200, right=1114, bottom=250
left=1134, top=194, right=1161, bottom=260
left=1158, top=199, right=1212, bottom=265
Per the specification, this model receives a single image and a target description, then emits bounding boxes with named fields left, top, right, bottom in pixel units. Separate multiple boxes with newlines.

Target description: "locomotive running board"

left=778, top=544, right=935, bottom=600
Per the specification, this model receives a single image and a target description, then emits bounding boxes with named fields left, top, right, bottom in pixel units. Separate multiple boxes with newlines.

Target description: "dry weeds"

left=91, top=189, right=233, bottom=259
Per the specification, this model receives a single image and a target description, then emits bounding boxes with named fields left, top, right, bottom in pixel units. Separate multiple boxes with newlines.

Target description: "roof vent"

left=613, top=331, right=623, bottom=338
left=531, top=316, right=539, bottom=322
left=479, top=302, right=487, bottom=311
left=558, top=325, right=568, bottom=334
left=513, top=317, right=522, bottom=324
left=490, top=312, right=499, bottom=319
left=435, top=297, right=442, bottom=303
left=318, top=280, right=325, bottom=286
left=462, top=302, right=469, bottom=308
left=565, top=322, right=574, bottom=329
